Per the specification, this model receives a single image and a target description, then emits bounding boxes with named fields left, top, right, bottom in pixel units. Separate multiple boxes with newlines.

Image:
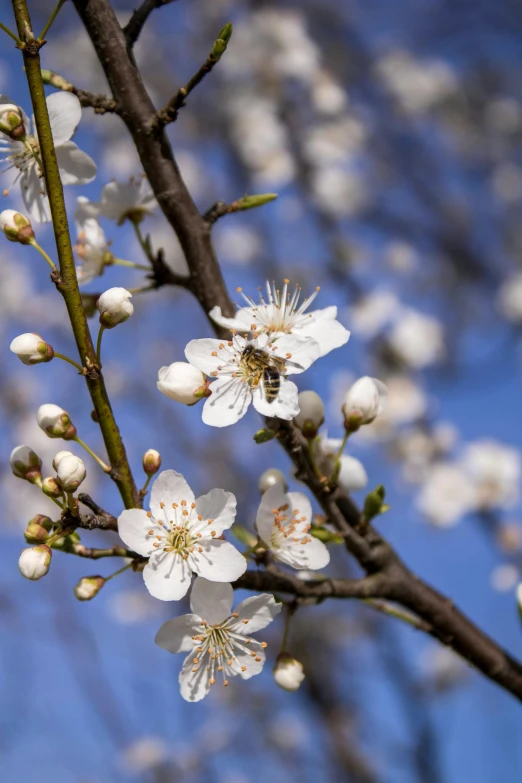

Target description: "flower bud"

left=0, top=103, right=25, bottom=140
left=294, top=391, right=325, bottom=438
left=157, top=362, right=208, bottom=405
left=42, top=476, right=64, bottom=498
left=74, top=575, right=105, bottom=601
left=0, top=209, right=34, bottom=244
left=258, top=467, right=288, bottom=495
left=10, top=445, right=42, bottom=483
left=342, top=376, right=387, bottom=432
left=10, top=332, right=54, bottom=365
left=96, top=287, right=133, bottom=328
left=363, top=484, right=387, bottom=521
left=143, top=448, right=161, bottom=476
left=55, top=453, right=86, bottom=492
left=273, top=652, right=305, bottom=692
left=18, top=544, right=51, bottom=581
left=37, top=404, right=77, bottom=440
left=24, top=514, right=53, bottom=543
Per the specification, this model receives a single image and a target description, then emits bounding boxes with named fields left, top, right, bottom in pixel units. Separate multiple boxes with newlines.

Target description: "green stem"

left=363, top=599, right=429, bottom=633
left=0, top=20, right=22, bottom=44
left=113, top=258, right=152, bottom=271
left=105, top=560, right=134, bottom=581
left=65, top=492, right=79, bottom=517
left=335, top=431, right=350, bottom=462
left=95, top=325, right=104, bottom=365
left=131, top=219, right=153, bottom=263
left=73, top=434, right=111, bottom=473
left=38, top=0, right=66, bottom=40
left=29, top=239, right=57, bottom=271
left=140, top=474, right=152, bottom=496
left=53, top=352, right=84, bottom=373
left=13, top=0, right=137, bottom=509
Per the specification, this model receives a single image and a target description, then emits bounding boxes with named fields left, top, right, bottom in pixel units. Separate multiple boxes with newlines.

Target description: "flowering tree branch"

left=41, top=69, right=119, bottom=113
left=67, top=0, right=522, bottom=703
left=11, top=0, right=137, bottom=509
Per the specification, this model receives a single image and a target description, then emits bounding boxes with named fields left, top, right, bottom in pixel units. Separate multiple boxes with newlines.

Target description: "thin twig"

left=123, top=0, right=177, bottom=50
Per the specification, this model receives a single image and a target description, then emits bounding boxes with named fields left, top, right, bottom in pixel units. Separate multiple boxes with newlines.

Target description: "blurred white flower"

left=497, top=272, right=522, bottom=324
left=490, top=564, right=519, bottom=592
left=107, top=589, right=162, bottom=624
left=98, top=175, right=157, bottom=224
left=417, top=463, right=476, bottom=527
left=349, top=290, right=401, bottom=339
left=312, top=166, right=365, bottom=216
left=492, top=163, right=522, bottom=203
left=215, top=225, right=261, bottom=265
left=419, top=644, right=467, bottom=691
left=388, top=309, right=445, bottom=368
left=74, top=197, right=110, bottom=284
left=376, top=50, right=457, bottom=114
left=122, top=737, right=168, bottom=773
left=461, top=440, right=521, bottom=510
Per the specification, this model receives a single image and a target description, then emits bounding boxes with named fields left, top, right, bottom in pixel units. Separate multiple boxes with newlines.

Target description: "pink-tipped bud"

left=143, top=449, right=161, bottom=476
left=0, top=209, right=34, bottom=244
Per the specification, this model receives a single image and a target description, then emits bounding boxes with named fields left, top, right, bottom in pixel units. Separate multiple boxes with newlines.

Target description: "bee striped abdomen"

left=263, top=367, right=281, bottom=403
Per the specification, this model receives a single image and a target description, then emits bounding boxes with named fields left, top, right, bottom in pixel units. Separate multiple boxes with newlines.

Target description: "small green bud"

left=234, top=193, right=278, bottom=212
left=363, top=485, right=388, bottom=521
left=40, top=69, right=72, bottom=91
left=42, top=477, right=64, bottom=498
left=310, top=526, right=344, bottom=544
left=254, top=428, right=276, bottom=444
left=24, top=522, right=49, bottom=544
left=211, top=24, right=233, bottom=60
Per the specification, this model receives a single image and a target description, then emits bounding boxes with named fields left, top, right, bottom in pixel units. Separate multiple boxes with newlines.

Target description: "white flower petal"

left=184, top=338, right=235, bottom=375
left=252, top=376, right=299, bottom=419
left=270, top=333, right=321, bottom=374
left=228, top=640, right=266, bottom=679
left=338, top=454, right=368, bottom=492
left=297, top=307, right=350, bottom=357
left=117, top=508, right=162, bottom=556
left=189, top=539, right=246, bottom=582
left=227, top=594, right=282, bottom=634
left=155, top=614, right=202, bottom=653
left=143, top=552, right=192, bottom=601
left=46, top=92, right=82, bottom=145
left=202, top=376, right=251, bottom=427
left=21, top=166, right=51, bottom=223
left=189, top=577, right=234, bottom=624
left=179, top=651, right=212, bottom=702
left=150, top=469, right=195, bottom=519
left=55, top=141, right=97, bottom=185
left=209, top=306, right=251, bottom=333
left=256, top=483, right=288, bottom=543
left=193, top=489, right=237, bottom=535
left=275, top=535, right=330, bottom=570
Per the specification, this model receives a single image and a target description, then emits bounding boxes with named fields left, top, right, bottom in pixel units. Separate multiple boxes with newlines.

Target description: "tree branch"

left=41, top=69, right=118, bottom=113
left=13, top=0, right=137, bottom=510
left=73, top=0, right=522, bottom=702
left=123, top=0, right=176, bottom=50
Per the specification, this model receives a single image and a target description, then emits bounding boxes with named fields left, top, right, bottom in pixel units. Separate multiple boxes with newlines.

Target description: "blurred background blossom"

left=1, top=0, right=522, bottom=781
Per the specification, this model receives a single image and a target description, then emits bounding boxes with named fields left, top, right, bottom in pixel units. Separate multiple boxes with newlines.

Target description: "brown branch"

left=41, top=68, right=118, bottom=113
left=76, top=493, right=118, bottom=531
left=73, top=0, right=522, bottom=703
left=123, top=0, right=176, bottom=49
left=150, top=22, right=232, bottom=133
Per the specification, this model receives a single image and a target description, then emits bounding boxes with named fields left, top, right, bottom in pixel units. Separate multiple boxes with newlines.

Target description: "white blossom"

left=157, top=362, right=208, bottom=405
left=461, top=440, right=521, bottom=510
left=348, top=290, right=401, bottom=338
left=18, top=544, right=51, bottom=580
left=0, top=208, right=34, bottom=243
left=185, top=331, right=320, bottom=427
left=256, top=484, right=330, bottom=570
left=0, top=92, right=96, bottom=222
left=118, top=470, right=246, bottom=601
left=55, top=452, right=86, bottom=492
left=517, top=584, right=522, bottom=613
left=342, top=376, right=388, bottom=430
left=209, top=280, right=349, bottom=358
left=98, top=175, right=157, bottom=224
left=491, top=564, right=519, bottom=592
left=417, top=463, right=476, bottom=527
left=97, top=287, right=133, bottom=328
left=273, top=652, right=305, bottom=691
left=498, top=273, right=522, bottom=324
left=74, top=197, right=110, bottom=284
left=388, top=309, right=444, bottom=368
left=155, top=576, right=281, bottom=701
left=10, top=332, right=53, bottom=365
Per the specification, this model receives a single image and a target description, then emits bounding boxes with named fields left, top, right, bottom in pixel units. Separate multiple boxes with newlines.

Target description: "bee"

left=240, top=344, right=286, bottom=403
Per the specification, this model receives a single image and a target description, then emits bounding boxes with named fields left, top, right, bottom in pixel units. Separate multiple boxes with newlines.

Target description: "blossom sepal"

left=10, top=445, right=42, bottom=483
left=0, top=209, right=34, bottom=244
left=0, top=104, right=25, bottom=140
